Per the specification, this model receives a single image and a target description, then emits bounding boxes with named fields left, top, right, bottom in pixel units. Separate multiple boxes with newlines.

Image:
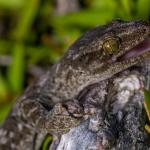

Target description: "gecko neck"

left=41, top=62, right=101, bottom=104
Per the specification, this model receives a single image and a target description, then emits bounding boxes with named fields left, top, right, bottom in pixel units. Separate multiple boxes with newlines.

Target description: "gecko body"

left=0, top=20, right=149, bottom=150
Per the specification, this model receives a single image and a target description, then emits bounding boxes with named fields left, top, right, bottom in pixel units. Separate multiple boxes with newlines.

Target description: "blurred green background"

left=0, top=0, right=149, bottom=123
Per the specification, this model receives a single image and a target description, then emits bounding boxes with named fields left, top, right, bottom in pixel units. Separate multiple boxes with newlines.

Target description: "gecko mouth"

left=119, top=38, right=150, bottom=61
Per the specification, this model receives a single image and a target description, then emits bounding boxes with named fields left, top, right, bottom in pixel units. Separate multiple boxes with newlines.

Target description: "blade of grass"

left=7, top=43, right=25, bottom=93
left=7, top=0, right=40, bottom=94
left=143, top=89, right=150, bottom=110
left=41, top=134, right=52, bottom=150
left=120, top=0, right=132, bottom=19
left=0, top=103, right=12, bottom=124
left=143, top=88, right=150, bottom=124
left=136, top=0, right=150, bottom=19
left=11, top=0, right=40, bottom=41
left=0, top=72, right=9, bottom=101
left=0, top=0, right=24, bottom=10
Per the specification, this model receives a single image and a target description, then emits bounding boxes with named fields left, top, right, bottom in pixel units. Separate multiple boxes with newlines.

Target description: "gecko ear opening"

left=102, top=37, right=120, bottom=55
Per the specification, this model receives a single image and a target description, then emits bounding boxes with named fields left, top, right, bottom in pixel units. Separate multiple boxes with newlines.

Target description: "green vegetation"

left=144, top=89, right=150, bottom=110
left=143, top=88, right=150, bottom=134
left=0, top=0, right=149, bottom=123
left=41, top=134, right=52, bottom=150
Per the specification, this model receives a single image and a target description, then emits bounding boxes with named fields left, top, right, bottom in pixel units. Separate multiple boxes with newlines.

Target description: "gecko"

left=0, top=20, right=149, bottom=150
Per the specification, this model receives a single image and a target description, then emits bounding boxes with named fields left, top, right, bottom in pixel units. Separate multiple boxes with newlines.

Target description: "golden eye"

left=102, top=38, right=120, bottom=55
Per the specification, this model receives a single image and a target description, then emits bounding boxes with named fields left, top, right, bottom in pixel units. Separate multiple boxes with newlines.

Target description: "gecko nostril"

left=142, top=27, right=150, bottom=35
left=143, top=28, right=147, bottom=33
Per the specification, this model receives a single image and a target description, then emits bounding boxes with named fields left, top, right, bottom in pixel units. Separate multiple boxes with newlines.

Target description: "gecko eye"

left=102, top=37, right=120, bottom=55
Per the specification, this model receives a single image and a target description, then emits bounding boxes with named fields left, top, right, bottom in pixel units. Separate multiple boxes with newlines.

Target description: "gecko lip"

left=120, top=38, right=150, bottom=60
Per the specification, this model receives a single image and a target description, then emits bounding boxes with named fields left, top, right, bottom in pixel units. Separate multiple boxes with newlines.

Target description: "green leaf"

left=0, top=0, right=25, bottom=9
left=143, top=89, right=150, bottom=110
left=7, top=43, right=25, bottom=93
left=52, top=8, right=115, bottom=30
left=41, top=134, right=52, bottom=150
left=11, top=0, right=40, bottom=41
left=0, top=72, right=8, bottom=101
left=121, top=0, right=131, bottom=16
left=0, top=104, right=12, bottom=124
left=136, top=0, right=150, bottom=19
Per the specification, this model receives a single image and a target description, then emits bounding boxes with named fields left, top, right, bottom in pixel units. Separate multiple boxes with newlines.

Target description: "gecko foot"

left=63, top=99, right=84, bottom=118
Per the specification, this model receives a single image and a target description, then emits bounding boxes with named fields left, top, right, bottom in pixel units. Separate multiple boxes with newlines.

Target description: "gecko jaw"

left=120, top=38, right=150, bottom=60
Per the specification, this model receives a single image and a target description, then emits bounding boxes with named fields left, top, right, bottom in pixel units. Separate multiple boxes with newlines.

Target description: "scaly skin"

left=0, top=20, right=149, bottom=150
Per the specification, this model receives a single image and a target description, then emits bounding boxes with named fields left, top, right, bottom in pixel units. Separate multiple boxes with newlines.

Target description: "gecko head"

left=62, top=20, right=150, bottom=82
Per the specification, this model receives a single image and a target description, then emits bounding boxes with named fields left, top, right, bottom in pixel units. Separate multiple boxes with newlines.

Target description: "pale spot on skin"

left=0, top=137, right=8, bottom=144
left=55, top=63, right=60, bottom=73
left=19, top=141, right=24, bottom=147
left=18, top=124, right=23, bottom=131
left=117, top=74, right=141, bottom=91
left=89, top=117, right=100, bottom=132
left=98, top=89, right=107, bottom=101
left=0, top=129, right=8, bottom=144
left=35, top=116, right=42, bottom=126
left=114, top=90, right=130, bottom=112
left=11, top=143, right=16, bottom=149
left=39, top=73, right=49, bottom=86
left=0, top=129, right=7, bottom=136
left=9, top=131, right=14, bottom=138
left=112, top=74, right=142, bottom=113
left=26, top=106, right=38, bottom=117
left=0, top=129, right=8, bottom=145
